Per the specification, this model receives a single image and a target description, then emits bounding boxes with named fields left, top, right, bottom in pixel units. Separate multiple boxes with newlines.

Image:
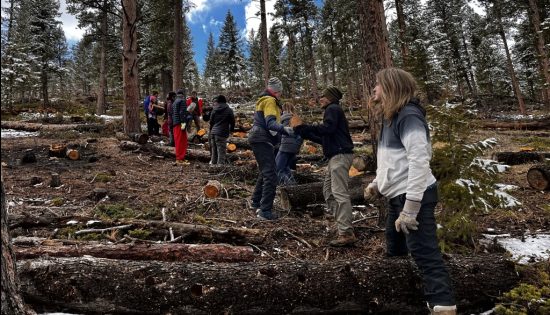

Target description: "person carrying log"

left=364, top=67, right=456, bottom=315
left=248, top=77, right=294, bottom=220
left=276, top=103, right=303, bottom=185
left=293, top=87, right=356, bottom=247
left=172, top=89, right=192, bottom=166
left=206, top=95, right=235, bottom=165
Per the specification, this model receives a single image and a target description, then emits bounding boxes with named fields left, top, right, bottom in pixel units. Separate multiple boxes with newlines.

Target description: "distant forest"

left=1, top=0, right=549, bottom=116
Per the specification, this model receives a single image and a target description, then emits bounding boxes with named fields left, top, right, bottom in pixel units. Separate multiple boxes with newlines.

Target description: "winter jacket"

left=172, top=96, right=191, bottom=127
left=295, top=101, right=353, bottom=159
left=186, top=97, right=204, bottom=115
left=248, top=90, right=285, bottom=145
left=279, top=113, right=303, bottom=154
left=209, top=102, right=235, bottom=138
left=164, top=99, right=174, bottom=127
left=374, top=98, right=436, bottom=201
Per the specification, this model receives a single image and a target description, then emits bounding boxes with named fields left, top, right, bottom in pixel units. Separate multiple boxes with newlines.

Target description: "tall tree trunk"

left=96, top=0, right=108, bottom=115
left=357, top=0, right=392, bottom=162
left=527, top=0, right=550, bottom=107
left=305, top=18, right=319, bottom=102
left=121, top=0, right=141, bottom=134
left=460, top=28, right=479, bottom=101
left=4, top=0, right=16, bottom=110
left=173, top=0, right=183, bottom=91
left=395, top=0, right=409, bottom=68
left=161, top=70, right=172, bottom=98
left=41, top=65, right=49, bottom=108
left=329, top=23, right=336, bottom=85
left=260, top=0, right=270, bottom=86
left=494, top=0, right=526, bottom=114
left=1, top=175, right=34, bottom=315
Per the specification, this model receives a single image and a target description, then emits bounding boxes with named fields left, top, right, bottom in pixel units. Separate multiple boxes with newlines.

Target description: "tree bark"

left=527, top=164, right=550, bottom=190
left=173, top=0, right=183, bottom=91
left=493, top=151, right=550, bottom=165
left=14, top=243, right=254, bottom=263
left=395, top=0, right=409, bottom=67
left=1, top=174, right=34, bottom=315
left=17, top=255, right=518, bottom=314
left=96, top=0, right=108, bottom=115
left=527, top=0, right=550, bottom=107
left=121, top=0, right=141, bottom=134
left=260, top=0, right=270, bottom=86
left=278, top=175, right=374, bottom=211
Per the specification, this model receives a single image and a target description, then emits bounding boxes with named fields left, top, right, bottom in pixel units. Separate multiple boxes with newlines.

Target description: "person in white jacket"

left=364, top=68, right=456, bottom=315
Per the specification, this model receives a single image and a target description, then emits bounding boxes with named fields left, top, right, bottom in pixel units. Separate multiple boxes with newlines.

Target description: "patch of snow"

left=66, top=220, right=79, bottom=225
left=471, top=159, right=509, bottom=173
left=494, top=189, right=522, bottom=208
left=86, top=220, right=101, bottom=226
left=97, top=114, right=122, bottom=122
left=482, top=233, right=550, bottom=264
left=494, top=184, right=519, bottom=191
left=1, top=128, right=39, bottom=138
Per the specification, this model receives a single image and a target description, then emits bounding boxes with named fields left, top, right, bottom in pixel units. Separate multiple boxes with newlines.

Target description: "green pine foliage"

left=428, top=103, right=516, bottom=252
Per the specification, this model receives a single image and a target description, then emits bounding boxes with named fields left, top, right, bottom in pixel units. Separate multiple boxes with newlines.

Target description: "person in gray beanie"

left=248, top=77, right=294, bottom=220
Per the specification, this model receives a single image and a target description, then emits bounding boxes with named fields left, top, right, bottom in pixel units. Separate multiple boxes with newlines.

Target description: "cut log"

left=478, top=119, right=550, bottom=130
left=48, top=144, right=67, bottom=158
left=1, top=120, right=105, bottom=133
left=527, top=164, right=550, bottom=190
left=14, top=243, right=254, bottom=263
left=278, top=175, right=374, bottom=211
left=17, top=254, right=519, bottom=314
left=227, top=137, right=252, bottom=150
left=227, top=143, right=237, bottom=152
left=204, top=180, right=222, bottom=198
left=493, top=151, right=550, bottom=165
left=352, top=155, right=375, bottom=172
left=65, top=149, right=80, bottom=160
left=196, top=128, right=207, bottom=137
left=129, top=133, right=148, bottom=145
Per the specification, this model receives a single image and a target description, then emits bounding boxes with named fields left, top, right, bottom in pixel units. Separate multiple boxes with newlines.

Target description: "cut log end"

left=196, top=128, right=207, bottom=137
left=204, top=180, right=222, bottom=198
left=227, top=143, right=237, bottom=153
left=66, top=149, right=80, bottom=160
left=527, top=164, right=550, bottom=191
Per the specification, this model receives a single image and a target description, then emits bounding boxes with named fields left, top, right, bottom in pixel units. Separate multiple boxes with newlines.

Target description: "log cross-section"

left=204, top=180, right=222, bottom=198
left=527, top=164, right=550, bottom=190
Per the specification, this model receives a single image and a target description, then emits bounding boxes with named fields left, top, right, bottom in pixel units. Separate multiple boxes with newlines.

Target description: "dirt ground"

left=1, top=108, right=549, bottom=264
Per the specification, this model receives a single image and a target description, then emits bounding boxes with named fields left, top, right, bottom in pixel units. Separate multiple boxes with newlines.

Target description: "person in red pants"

left=172, top=89, right=191, bottom=165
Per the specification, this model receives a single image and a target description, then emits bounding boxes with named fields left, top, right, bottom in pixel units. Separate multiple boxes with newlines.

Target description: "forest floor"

left=1, top=102, right=548, bottom=264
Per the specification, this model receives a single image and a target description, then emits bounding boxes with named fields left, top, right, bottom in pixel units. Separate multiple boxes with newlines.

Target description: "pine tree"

left=247, top=29, right=264, bottom=93
left=218, top=10, right=245, bottom=90
left=203, top=32, right=222, bottom=94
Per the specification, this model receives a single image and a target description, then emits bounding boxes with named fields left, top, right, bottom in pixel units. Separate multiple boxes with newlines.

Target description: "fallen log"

left=493, top=151, right=550, bottom=165
left=0, top=120, right=105, bottom=133
left=203, top=180, right=222, bottom=198
left=278, top=175, right=374, bottom=210
left=17, top=254, right=518, bottom=314
left=527, top=164, right=550, bottom=190
left=478, top=119, right=550, bottom=130
left=227, top=137, right=252, bottom=150
left=14, top=243, right=254, bottom=263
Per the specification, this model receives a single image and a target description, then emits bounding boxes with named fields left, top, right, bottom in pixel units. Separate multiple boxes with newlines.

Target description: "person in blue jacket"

left=276, top=103, right=303, bottom=185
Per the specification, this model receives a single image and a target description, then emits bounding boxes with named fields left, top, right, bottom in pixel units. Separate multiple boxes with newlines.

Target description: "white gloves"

left=363, top=182, right=380, bottom=200
left=395, top=199, right=421, bottom=234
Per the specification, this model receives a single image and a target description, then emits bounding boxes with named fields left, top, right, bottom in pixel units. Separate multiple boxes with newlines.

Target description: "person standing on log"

left=364, top=67, right=456, bottom=315
left=248, top=77, right=294, bottom=220
left=207, top=95, right=235, bottom=165
left=172, top=89, right=191, bottom=165
left=276, top=103, right=303, bottom=185
left=164, top=91, right=176, bottom=147
left=293, top=87, right=356, bottom=247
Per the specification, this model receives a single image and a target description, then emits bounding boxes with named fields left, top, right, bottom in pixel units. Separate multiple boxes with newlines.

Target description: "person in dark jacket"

left=276, top=103, right=303, bottom=185
left=248, top=77, right=294, bottom=220
left=206, top=95, right=235, bottom=165
left=172, top=89, right=191, bottom=165
left=164, top=91, right=176, bottom=147
left=294, top=87, right=356, bottom=246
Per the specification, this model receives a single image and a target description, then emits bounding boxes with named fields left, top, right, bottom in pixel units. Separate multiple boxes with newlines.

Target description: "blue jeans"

left=251, top=142, right=277, bottom=215
left=386, top=183, right=455, bottom=306
left=275, top=151, right=297, bottom=185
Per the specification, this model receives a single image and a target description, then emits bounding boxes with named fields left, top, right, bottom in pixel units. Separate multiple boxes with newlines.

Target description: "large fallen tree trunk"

left=14, top=243, right=254, bottom=263
left=478, top=119, right=550, bottom=130
left=493, top=151, right=550, bottom=165
left=1, top=120, right=105, bottom=133
left=278, top=175, right=374, bottom=210
left=18, top=254, right=518, bottom=314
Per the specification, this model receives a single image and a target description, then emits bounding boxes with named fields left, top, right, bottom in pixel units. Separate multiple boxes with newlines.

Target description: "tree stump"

left=65, top=149, right=80, bottom=160
left=49, top=173, right=61, bottom=188
left=21, top=151, right=36, bottom=164
left=527, top=164, right=550, bottom=191
left=204, top=180, right=222, bottom=198
left=48, top=144, right=67, bottom=158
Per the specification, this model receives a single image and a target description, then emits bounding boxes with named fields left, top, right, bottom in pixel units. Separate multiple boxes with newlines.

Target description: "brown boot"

left=329, top=232, right=358, bottom=247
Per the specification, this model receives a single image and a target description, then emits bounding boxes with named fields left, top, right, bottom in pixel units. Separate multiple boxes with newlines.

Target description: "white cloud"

left=58, top=0, right=85, bottom=41
left=187, top=0, right=209, bottom=24
left=244, top=0, right=276, bottom=38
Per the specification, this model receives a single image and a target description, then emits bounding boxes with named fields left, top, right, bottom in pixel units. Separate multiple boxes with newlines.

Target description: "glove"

left=180, top=122, right=186, bottom=130
left=395, top=199, right=421, bottom=234
left=283, top=126, right=294, bottom=137
left=363, top=182, right=380, bottom=200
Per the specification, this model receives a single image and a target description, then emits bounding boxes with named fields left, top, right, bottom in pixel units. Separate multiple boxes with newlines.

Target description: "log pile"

left=17, top=254, right=519, bottom=314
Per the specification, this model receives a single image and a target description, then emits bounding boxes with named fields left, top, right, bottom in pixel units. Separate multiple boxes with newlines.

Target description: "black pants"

left=147, top=117, right=159, bottom=136
left=386, top=183, right=456, bottom=306
left=250, top=142, right=277, bottom=215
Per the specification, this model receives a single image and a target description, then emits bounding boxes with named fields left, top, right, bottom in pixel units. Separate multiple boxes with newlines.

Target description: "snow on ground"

left=1, top=129, right=39, bottom=138
left=482, top=233, right=550, bottom=264
left=492, top=113, right=548, bottom=120
left=97, top=114, right=122, bottom=122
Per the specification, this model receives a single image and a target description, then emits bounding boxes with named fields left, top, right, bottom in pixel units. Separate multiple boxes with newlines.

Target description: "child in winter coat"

left=206, top=95, right=235, bottom=165
left=276, top=103, right=303, bottom=185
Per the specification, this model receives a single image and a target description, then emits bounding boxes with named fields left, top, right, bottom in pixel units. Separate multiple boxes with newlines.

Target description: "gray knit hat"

left=268, top=77, right=283, bottom=93
left=322, top=86, right=343, bottom=102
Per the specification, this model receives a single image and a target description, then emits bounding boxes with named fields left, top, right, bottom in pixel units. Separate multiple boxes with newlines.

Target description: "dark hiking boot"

left=257, top=211, right=279, bottom=221
left=329, top=232, right=358, bottom=247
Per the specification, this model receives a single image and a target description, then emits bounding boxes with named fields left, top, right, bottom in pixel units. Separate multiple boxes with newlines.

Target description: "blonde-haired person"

left=364, top=67, right=456, bottom=315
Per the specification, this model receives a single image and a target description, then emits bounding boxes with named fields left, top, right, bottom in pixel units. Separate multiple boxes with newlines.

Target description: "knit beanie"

left=322, top=87, right=343, bottom=102
left=268, top=77, right=283, bottom=94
